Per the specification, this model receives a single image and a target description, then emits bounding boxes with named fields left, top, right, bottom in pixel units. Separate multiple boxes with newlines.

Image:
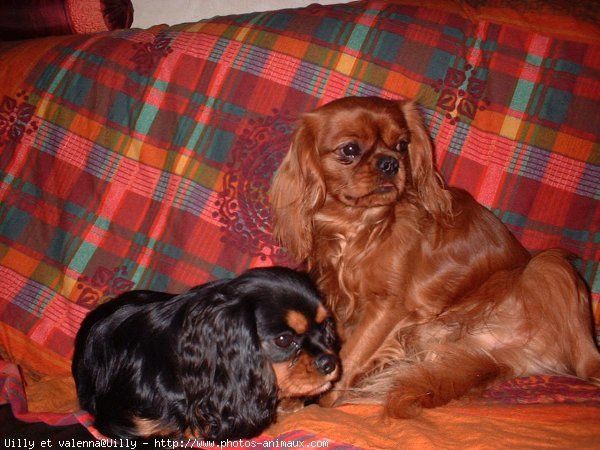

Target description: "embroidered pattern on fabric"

left=131, top=35, right=173, bottom=75
left=435, top=65, right=490, bottom=125
left=0, top=91, right=38, bottom=149
left=75, top=266, right=134, bottom=307
left=481, top=375, right=600, bottom=405
left=214, top=110, right=295, bottom=262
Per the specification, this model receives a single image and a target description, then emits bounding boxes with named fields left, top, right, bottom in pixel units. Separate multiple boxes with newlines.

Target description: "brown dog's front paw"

left=277, top=398, right=307, bottom=414
left=319, top=389, right=343, bottom=408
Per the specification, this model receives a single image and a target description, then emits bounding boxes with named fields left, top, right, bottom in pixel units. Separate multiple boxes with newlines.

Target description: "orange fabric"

left=269, top=402, right=600, bottom=449
left=388, top=0, right=600, bottom=44
left=0, top=323, right=71, bottom=379
left=0, top=36, right=73, bottom=85
left=25, top=375, right=79, bottom=414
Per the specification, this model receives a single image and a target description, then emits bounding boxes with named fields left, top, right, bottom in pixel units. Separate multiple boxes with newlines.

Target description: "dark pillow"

left=0, top=0, right=133, bottom=40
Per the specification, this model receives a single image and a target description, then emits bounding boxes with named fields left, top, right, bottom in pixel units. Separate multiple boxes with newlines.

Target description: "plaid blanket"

left=0, top=0, right=598, bottom=446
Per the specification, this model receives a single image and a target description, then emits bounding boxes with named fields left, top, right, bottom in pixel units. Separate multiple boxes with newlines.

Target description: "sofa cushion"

left=0, top=0, right=133, bottom=40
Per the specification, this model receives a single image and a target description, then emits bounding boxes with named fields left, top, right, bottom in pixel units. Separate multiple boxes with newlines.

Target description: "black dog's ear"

left=178, top=284, right=278, bottom=441
left=323, top=316, right=340, bottom=354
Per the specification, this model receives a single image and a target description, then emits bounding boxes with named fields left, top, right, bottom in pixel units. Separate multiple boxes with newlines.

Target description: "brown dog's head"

left=271, top=96, right=451, bottom=261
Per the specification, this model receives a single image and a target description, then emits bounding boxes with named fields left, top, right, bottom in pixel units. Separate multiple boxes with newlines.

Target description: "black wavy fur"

left=72, top=267, right=337, bottom=440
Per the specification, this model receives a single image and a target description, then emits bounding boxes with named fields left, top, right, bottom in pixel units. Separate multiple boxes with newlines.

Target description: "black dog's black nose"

left=377, top=155, right=399, bottom=176
left=314, top=354, right=338, bottom=375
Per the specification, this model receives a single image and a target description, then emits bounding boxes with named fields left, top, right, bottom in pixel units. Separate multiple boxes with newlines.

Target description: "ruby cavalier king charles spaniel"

left=270, top=96, right=600, bottom=417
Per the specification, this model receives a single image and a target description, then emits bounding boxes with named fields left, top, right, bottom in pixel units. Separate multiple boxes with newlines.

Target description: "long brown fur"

left=270, top=96, right=600, bottom=417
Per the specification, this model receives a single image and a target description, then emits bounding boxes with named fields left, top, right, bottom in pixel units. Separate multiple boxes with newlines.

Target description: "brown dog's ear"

left=401, top=102, right=453, bottom=221
left=270, top=114, right=326, bottom=262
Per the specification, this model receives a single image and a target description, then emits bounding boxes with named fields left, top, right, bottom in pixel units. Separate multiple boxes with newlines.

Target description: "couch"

left=1, top=0, right=599, bottom=448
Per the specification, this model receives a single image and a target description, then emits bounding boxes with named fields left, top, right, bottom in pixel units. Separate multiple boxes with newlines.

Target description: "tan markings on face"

left=272, top=353, right=339, bottom=399
left=286, top=310, right=309, bottom=334
left=315, top=305, right=328, bottom=324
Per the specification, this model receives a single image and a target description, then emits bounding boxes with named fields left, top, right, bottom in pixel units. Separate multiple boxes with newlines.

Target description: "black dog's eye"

left=275, top=333, right=295, bottom=348
left=395, top=140, right=409, bottom=153
left=339, top=143, right=361, bottom=160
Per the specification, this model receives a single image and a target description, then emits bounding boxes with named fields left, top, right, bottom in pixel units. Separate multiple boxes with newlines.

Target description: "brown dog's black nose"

left=315, top=354, right=338, bottom=375
left=377, top=155, right=399, bottom=176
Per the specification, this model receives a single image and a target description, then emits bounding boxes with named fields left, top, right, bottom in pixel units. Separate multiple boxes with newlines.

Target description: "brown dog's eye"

left=275, top=333, right=295, bottom=348
left=340, top=143, right=361, bottom=159
left=396, top=140, right=409, bottom=153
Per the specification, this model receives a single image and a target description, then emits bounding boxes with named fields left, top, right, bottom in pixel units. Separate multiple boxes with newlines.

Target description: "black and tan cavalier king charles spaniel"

left=72, top=267, right=339, bottom=440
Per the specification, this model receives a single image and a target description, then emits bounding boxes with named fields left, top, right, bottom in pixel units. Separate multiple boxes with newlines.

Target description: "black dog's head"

left=72, top=267, right=339, bottom=441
